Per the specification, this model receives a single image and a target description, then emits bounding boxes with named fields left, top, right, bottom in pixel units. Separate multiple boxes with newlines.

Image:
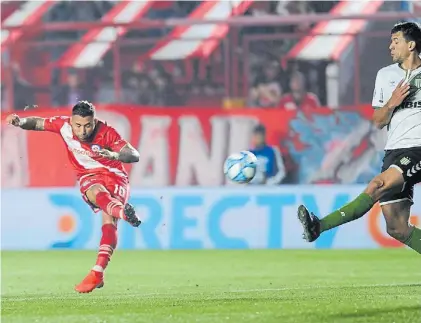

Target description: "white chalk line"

left=2, top=282, right=420, bottom=303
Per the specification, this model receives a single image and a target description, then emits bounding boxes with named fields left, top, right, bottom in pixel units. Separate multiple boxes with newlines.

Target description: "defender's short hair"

left=391, top=21, right=421, bottom=53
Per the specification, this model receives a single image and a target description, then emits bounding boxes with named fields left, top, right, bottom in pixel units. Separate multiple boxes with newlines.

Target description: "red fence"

left=1, top=104, right=385, bottom=188
left=1, top=12, right=417, bottom=111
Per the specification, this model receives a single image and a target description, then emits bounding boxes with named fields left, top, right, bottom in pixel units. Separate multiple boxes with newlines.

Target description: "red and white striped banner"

left=1, top=1, right=57, bottom=51
left=56, top=0, right=155, bottom=68
left=287, top=0, right=384, bottom=61
left=144, top=0, right=252, bottom=61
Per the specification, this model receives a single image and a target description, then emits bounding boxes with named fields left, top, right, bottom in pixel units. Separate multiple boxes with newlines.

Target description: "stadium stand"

left=0, top=0, right=416, bottom=110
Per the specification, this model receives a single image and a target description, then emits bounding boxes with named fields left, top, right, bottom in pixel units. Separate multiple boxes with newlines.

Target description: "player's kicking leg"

left=297, top=167, right=400, bottom=242
left=86, top=184, right=141, bottom=227
left=298, top=165, right=421, bottom=254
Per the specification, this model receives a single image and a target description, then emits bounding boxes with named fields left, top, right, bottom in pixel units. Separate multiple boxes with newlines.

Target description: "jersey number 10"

left=114, top=184, right=126, bottom=198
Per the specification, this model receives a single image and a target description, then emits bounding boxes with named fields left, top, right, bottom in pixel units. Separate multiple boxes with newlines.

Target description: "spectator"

left=279, top=71, right=320, bottom=111
left=152, top=71, right=182, bottom=106
left=122, top=72, right=140, bottom=104
left=53, top=72, right=91, bottom=107
left=137, top=74, right=156, bottom=105
left=248, top=61, right=283, bottom=107
left=249, top=124, right=286, bottom=185
left=96, top=69, right=115, bottom=103
left=11, top=63, right=35, bottom=110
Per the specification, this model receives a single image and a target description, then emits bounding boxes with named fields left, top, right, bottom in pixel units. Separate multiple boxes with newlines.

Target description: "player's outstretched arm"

left=6, top=114, right=44, bottom=131
left=98, top=143, right=140, bottom=163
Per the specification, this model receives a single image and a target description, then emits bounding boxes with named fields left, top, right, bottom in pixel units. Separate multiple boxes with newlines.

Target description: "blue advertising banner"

left=1, top=186, right=419, bottom=250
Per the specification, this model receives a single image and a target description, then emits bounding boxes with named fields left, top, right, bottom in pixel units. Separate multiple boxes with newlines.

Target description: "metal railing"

left=1, top=12, right=416, bottom=110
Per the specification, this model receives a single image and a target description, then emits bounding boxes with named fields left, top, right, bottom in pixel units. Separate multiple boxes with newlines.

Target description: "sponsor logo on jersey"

left=68, top=147, right=96, bottom=157
left=401, top=101, right=421, bottom=109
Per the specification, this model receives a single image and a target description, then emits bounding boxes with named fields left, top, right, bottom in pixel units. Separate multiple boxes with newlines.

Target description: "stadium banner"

left=1, top=186, right=419, bottom=250
left=1, top=104, right=383, bottom=188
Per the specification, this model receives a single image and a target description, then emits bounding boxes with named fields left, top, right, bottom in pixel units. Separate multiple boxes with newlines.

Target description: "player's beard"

left=78, top=126, right=97, bottom=142
left=79, top=133, right=93, bottom=142
left=392, top=54, right=402, bottom=63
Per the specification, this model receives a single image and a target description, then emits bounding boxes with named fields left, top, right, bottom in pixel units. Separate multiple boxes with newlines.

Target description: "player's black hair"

left=72, top=101, right=95, bottom=117
left=391, top=21, right=421, bottom=53
left=253, top=124, right=266, bottom=135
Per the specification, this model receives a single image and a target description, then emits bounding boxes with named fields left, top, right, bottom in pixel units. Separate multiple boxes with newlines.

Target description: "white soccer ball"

left=224, top=151, right=258, bottom=184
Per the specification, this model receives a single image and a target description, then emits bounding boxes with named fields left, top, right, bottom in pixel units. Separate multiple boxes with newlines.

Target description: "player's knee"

left=89, top=184, right=107, bottom=195
left=102, top=212, right=118, bottom=226
left=86, top=184, right=108, bottom=204
left=365, top=167, right=406, bottom=201
left=364, top=177, right=386, bottom=201
left=386, top=224, right=409, bottom=242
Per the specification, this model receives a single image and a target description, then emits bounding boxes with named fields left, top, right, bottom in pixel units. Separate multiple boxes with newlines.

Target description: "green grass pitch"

left=1, top=250, right=420, bottom=323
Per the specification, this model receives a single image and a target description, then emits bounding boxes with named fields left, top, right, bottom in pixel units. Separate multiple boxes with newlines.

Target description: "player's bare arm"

left=98, top=143, right=140, bottom=163
left=372, top=79, right=410, bottom=129
left=6, top=114, right=45, bottom=131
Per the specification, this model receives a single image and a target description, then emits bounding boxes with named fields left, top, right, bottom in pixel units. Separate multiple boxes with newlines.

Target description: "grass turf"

left=1, top=250, right=420, bottom=323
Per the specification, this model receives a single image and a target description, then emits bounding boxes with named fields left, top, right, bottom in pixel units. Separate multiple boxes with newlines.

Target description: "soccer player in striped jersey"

left=6, top=101, right=142, bottom=293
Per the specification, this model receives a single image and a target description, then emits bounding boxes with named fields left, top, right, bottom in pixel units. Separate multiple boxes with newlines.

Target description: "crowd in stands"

left=244, top=1, right=338, bottom=108
left=2, top=0, right=342, bottom=110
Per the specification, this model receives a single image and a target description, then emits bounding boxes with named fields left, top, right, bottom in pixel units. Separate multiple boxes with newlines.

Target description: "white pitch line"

left=2, top=282, right=419, bottom=302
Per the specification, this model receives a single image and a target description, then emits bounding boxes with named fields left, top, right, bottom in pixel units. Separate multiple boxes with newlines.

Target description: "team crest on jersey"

left=91, top=144, right=101, bottom=152
left=409, top=74, right=421, bottom=87
left=400, top=157, right=411, bottom=166
left=407, top=74, right=421, bottom=100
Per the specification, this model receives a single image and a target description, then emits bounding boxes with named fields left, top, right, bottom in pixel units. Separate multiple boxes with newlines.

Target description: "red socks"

left=95, top=191, right=124, bottom=220
left=92, top=224, right=117, bottom=277
left=91, top=192, right=123, bottom=277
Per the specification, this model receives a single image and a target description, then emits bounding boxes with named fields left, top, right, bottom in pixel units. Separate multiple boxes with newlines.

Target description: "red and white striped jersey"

left=43, top=116, right=129, bottom=180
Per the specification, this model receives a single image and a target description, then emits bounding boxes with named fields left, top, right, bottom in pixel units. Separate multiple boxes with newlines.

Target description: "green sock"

left=320, top=193, right=375, bottom=232
left=404, top=226, right=421, bottom=254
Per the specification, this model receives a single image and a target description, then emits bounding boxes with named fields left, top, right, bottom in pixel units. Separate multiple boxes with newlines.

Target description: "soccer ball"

left=224, top=151, right=258, bottom=183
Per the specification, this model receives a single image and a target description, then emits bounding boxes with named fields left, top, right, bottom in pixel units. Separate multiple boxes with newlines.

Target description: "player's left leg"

left=75, top=213, right=118, bottom=293
left=298, top=166, right=404, bottom=242
left=382, top=196, right=421, bottom=254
